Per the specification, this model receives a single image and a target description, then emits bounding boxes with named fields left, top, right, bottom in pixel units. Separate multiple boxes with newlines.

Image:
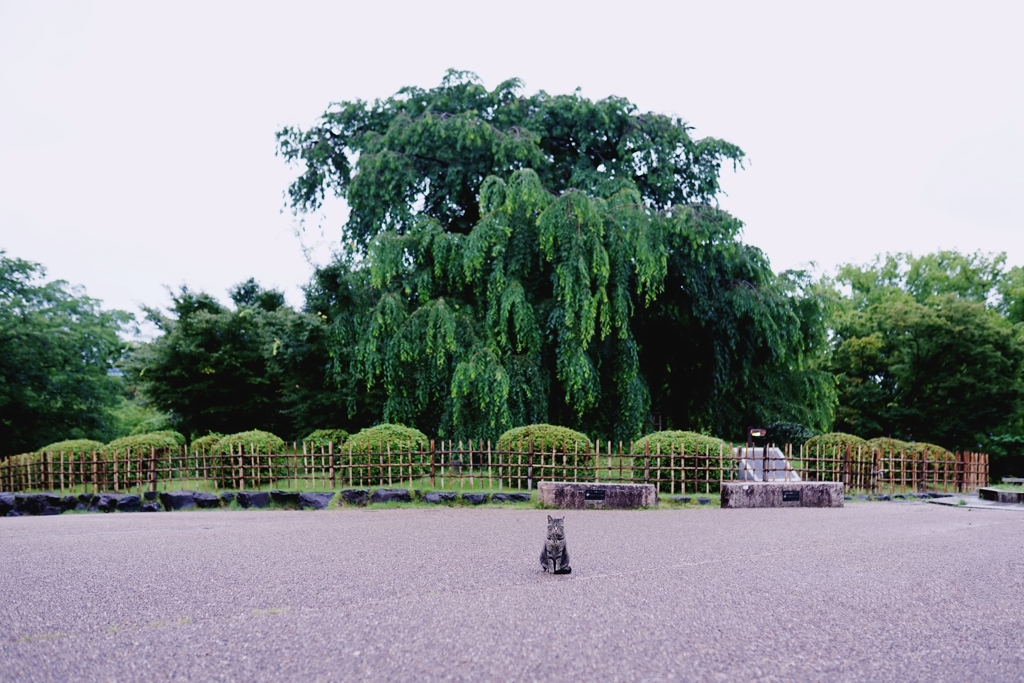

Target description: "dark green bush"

left=302, top=429, right=350, bottom=452
left=36, top=439, right=106, bottom=487
left=190, top=433, right=223, bottom=455
left=341, top=424, right=429, bottom=485
left=802, top=432, right=869, bottom=480
left=631, top=431, right=730, bottom=493
left=495, top=424, right=593, bottom=487
left=213, top=430, right=287, bottom=488
left=99, top=431, right=185, bottom=488
left=107, top=430, right=186, bottom=452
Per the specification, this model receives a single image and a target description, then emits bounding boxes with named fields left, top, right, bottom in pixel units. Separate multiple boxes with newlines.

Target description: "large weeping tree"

left=278, top=70, right=835, bottom=442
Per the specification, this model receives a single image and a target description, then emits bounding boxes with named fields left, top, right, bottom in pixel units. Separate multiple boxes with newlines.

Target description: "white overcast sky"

left=2, top=0, right=1022, bottom=322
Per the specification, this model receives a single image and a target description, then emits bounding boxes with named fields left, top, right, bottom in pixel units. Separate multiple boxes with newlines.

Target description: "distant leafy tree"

left=129, top=279, right=347, bottom=440
left=279, top=71, right=834, bottom=442
left=0, top=252, right=129, bottom=455
left=829, top=250, right=1024, bottom=452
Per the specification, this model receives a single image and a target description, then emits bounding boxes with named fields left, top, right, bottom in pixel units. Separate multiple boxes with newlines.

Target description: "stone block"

left=424, top=491, right=457, bottom=504
left=979, top=487, right=1024, bottom=504
left=370, top=489, right=411, bottom=504
left=461, top=492, right=488, bottom=505
left=0, top=492, right=14, bottom=516
left=236, top=491, right=270, bottom=509
left=537, top=482, right=657, bottom=509
left=491, top=492, right=531, bottom=503
left=88, top=493, right=121, bottom=513
left=340, top=489, right=369, bottom=506
left=720, top=482, right=844, bottom=508
left=159, top=491, right=195, bottom=511
left=192, top=491, right=220, bottom=508
left=116, top=494, right=141, bottom=512
left=298, top=492, right=335, bottom=510
left=270, top=490, right=301, bottom=508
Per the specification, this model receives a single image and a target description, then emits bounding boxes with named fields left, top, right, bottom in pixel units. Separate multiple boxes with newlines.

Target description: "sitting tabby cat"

left=540, top=514, right=571, bottom=574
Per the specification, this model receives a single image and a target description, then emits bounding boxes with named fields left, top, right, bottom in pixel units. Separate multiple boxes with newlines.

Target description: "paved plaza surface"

left=1, top=502, right=1022, bottom=682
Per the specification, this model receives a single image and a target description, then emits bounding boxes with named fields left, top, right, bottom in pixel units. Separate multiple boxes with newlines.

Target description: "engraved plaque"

left=782, top=490, right=801, bottom=502
left=584, top=489, right=606, bottom=501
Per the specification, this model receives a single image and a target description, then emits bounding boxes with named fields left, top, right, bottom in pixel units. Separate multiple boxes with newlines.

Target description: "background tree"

left=829, top=250, right=1024, bottom=464
left=0, top=251, right=130, bottom=456
left=128, top=279, right=347, bottom=440
left=279, top=71, right=834, bottom=442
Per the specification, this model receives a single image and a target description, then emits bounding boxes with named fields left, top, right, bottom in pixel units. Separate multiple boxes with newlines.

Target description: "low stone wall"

left=538, top=482, right=657, bottom=509
left=720, top=482, right=844, bottom=508
left=0, top=488, right=535, bottom=516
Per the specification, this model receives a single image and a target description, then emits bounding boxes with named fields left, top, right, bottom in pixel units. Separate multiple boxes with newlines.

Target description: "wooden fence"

left=1, top=440, right=989, bottom=496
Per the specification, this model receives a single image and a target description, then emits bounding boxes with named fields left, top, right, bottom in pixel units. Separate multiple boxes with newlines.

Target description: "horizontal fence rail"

left=1, top=441, right=989, bottom=496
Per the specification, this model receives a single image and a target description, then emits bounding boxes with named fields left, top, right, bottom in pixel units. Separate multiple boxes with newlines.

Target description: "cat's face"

left=546, top=515, right=565, bottom=539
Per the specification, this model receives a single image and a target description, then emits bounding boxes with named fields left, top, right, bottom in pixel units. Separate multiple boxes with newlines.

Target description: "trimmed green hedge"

left=342, top=424, right=429, bottom=484
left=34, top=440, right=106, bottom=487
left=346, top=424, right=428, bottom=451
left=497, top=424, right=592, bottom=452
left=302, top=429, right=350, bottom=452
left=866, top=437, right=913, bottom=457
left=631, top=431, right=730, bottom=494
left=107, top=431, right=186, bottom=453
left=40, top=439, right=105, bottom=455
left=213, top=430, right=287, bottom=487
left=190, top=434, right=223, bottom=455
left=803, top=432, right=868, bottom=454
left=496, top=424, right=593, bottom=486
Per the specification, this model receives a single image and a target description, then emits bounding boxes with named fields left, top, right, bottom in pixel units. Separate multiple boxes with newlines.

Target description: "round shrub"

left=496, top=425, right=593, bottom=488
left=302, top=429, right=350, bottom=452
left=346, top=424, right=428, bottom=451
left=631, top=431, right=730, bottom=494
left=497, top=424, right=592, bottom=452
left=107, top=430, right=186, bottom=452
left=801, top=432, right=869, bottom=480
left=216, top=430, right=285, bottom=455
left=101, top=431, right=185, bottom=489
left=190, top=433, right=223, bottom=455
left=907, top=442, right=955, bottom=461
left=866, top=437, right=911, bottom=455
left=803, top=432, right=868, bottom=454
left=214, top=430, right=287, bottom=489
left=36, top=439, right=106, bottom=487
left=342, top=424, right=429, bottom=485
left=40, top=438, right=106, bottom=454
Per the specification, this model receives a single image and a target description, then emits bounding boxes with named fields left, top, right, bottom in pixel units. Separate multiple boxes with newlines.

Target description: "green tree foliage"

left=128, top=279, right=348, bottom=440
left=0, top=252, right=130, bottom=456
left=279, top=72, right=834, bottom=442
left=829, top=250, right=1024, bottom=454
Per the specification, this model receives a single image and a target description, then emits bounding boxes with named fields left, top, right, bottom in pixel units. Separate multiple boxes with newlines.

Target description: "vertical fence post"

left=644, top=440, right=650, bottom=485
left=527, top=439, right=534, bottom=491
left=429, top=440, right=436, bottom=488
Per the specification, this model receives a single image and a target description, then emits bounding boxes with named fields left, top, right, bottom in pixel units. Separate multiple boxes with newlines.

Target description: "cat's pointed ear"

left=547, top=515, right=553, bottom=522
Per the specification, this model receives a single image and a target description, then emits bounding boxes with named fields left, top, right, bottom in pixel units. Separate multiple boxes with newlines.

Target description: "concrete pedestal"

left=721, top=482, right=844, bottom=508
left=538, top=482, right=657, bottom=509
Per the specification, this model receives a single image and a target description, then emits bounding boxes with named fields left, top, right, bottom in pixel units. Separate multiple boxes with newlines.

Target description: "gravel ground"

left=1, top=503, right=1022, bottom=682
